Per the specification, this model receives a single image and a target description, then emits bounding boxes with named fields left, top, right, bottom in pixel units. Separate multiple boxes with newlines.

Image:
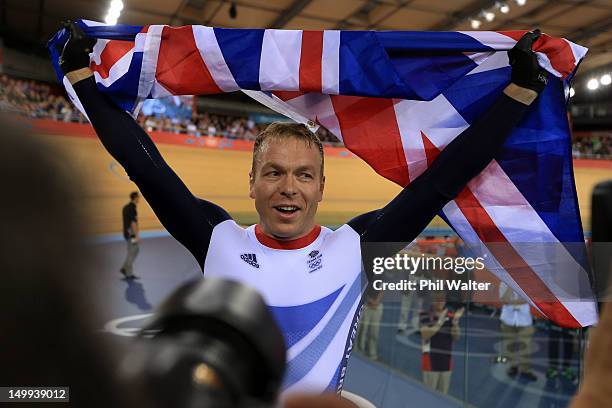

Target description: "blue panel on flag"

left=442, top=67, right=511, bottom=124
left=214, top=28, right=264, bottom=91
left=495, top=81, right=585, bottom=244
left=339, top=31, right=416, bottom=99
left=388, top=51, right=479, bottom=102
left=376, top=31, right=495, bottom=53
left=80, top=21, right=144, bottom=41
left=339, top=31, right=489, bottom=101
left=47, top=29, right=70, bottom=80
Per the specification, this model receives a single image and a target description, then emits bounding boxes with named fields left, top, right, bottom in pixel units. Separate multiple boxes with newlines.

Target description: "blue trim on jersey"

left=326, top=364, right=343, bottom=393
left=332, top=300, right=364, bottom=393
left=283, top=274, right=362, bottom=389
left=214, top=28, right=264, bottom=91
left=269, top=286, right=344, bottom=349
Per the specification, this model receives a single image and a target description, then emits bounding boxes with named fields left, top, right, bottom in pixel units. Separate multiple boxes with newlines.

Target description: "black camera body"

left=120, top=278, right=286, bottom=408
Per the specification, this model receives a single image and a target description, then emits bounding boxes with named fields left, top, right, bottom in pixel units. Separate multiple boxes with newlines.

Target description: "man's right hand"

left=59, top=20, right=96, bottom=74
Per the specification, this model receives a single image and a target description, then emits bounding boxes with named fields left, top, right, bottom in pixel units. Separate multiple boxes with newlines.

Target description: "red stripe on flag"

left=421, top=131, right=440, bottom=166
left=90, top=40, right=133, bottom=79
left=331, top=96, right=409, bottom=186
left=499, top=31, right=576, bottom=78
left=156, top=26, right=222, bottom=95
left=273, top=90, right=307, bottom=101
left=299, top=30, right=323, bottom=93
left=423, top=138, right=579, bottom=327
left=454, top=187, right=580, bottom=327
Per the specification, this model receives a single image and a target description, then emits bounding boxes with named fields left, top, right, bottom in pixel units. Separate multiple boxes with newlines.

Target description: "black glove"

left=59, top=20, right=96, bottom=74
left=508, top=29, right=548, bottom=93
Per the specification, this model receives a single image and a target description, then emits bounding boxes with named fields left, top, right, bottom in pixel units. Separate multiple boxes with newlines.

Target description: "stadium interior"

left=1, top=1, right=612, bottom=408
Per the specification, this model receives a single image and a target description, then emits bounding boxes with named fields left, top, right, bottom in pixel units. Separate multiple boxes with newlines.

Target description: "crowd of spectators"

left=572, top=133, right=612, bottom=159
left=136, top=112, right=264, bottom=141
left=1, top=73, right=609, bottom=154
left=0, top=74, right=86, bottom=122
left=136, top=111, right=340, bottom=145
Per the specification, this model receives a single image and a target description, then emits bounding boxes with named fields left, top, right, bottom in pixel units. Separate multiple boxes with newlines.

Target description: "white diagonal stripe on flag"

left=459, top=31, right=517, bottom=49
left=92, top=49, right=134, bottom=88
left=322, top=31, right=340, bottom=95
left=467, top=51, right=509, bottom=76
left=442, top=199, right=546, bottom=315
left=466, top=161, right=597, bottom=326
left=192, top=26, right=240, bottom=92
left=138, top=25, right=165, bottom=99
left=394, top=95, right=468, bottom=181
left=279, top=93, right=344, bottom=142
left=260, top=29, right=302, bottom=91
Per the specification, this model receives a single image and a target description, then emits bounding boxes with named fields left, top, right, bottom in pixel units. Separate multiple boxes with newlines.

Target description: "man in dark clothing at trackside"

left=120, top=191, right=140, bottom=279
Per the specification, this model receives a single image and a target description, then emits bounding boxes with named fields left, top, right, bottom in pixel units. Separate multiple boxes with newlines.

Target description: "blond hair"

left=251, top=122, right=324, bottom=178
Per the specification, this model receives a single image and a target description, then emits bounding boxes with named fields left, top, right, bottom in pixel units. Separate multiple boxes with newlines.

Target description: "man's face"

left=133, top=195, right=140, bottom=205
left=249, top=138, right=325, bottom=240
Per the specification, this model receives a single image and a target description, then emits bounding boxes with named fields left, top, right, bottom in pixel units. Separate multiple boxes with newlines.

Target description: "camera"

left=119, top=278, right=287, bottom=408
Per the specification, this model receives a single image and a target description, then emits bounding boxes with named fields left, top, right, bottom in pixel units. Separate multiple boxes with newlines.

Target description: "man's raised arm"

left=61, top=22, right=230, bottom=268
left=349, top=30, right=546, bottom=248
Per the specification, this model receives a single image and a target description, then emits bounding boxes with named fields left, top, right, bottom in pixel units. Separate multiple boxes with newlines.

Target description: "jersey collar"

left=254, top=225, right=321, bottom=250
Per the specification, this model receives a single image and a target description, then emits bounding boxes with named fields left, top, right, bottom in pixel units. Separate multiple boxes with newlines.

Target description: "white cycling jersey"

left=204, top=220, right=365, bottom=394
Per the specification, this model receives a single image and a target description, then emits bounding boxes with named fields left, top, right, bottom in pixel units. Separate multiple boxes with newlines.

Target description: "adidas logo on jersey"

left=240, top=253, right=260, bottom=268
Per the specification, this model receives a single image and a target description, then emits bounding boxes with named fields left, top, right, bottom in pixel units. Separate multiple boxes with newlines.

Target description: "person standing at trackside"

left=357, top=289, right=385, bottom=361
left=397, top=247, right=424, bottom=333
left=121, top=191, right=140, bottom=279
left=420, top=291, right=464, bottom=395
left=499, top=282, right=537, bottom=381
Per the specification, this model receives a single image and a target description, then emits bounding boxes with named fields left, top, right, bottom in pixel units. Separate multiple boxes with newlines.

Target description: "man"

left=397, top=247, right=425, bottom=333
left=357, top=289, right=385, bottom=361
left=419, top=291, right=464, bottom=394
left=59, top=22, right=547, bottom=394
left=499, top=282, right=537, bottom=381
left=121, top=191, right=140, bottom=279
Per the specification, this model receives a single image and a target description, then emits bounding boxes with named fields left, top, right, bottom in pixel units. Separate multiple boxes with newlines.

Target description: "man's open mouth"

left=274, top=205, right=300, bottom=214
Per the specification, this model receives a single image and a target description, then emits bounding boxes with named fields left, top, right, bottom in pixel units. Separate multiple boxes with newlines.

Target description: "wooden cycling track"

left=36, top=132, right=610, bottom=236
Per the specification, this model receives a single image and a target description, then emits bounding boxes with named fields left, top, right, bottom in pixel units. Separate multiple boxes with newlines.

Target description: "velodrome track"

left=32, top=121, right=611, bottom=235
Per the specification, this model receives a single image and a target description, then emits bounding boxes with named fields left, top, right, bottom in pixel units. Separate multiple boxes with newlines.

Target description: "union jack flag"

left=48, top=20, right=597, bottom=328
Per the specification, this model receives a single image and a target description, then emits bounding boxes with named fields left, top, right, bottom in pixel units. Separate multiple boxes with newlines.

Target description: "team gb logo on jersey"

left=307, top=250, right=323, bottom=273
